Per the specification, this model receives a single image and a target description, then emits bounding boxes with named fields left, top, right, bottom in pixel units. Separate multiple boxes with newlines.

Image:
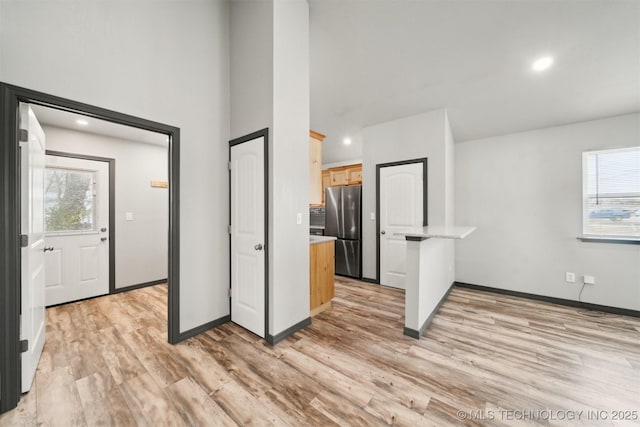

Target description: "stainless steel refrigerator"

left=325, top=185, right=361, bottom=278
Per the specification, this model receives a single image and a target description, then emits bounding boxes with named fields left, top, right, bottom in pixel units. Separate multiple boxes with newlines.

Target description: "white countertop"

left=395, top=225, right=476, bottom=240
left=309, top=235, right=337, bottom=245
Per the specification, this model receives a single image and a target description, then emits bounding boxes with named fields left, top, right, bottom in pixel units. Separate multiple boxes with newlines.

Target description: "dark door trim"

left=45, top=150, right=117, bottom=297
left=229, top=128, right=269, bottom=341
left=375, top=157, right=428, bottom=284
left=0, top=82, right=181, bottom=414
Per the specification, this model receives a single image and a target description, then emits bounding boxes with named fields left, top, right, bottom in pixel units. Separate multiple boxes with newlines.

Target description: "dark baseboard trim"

left=359, top=277, right=379, bottom=285
left=404, top=282, right=455, bottom=339
left=46, top=292, right=110, bottom=309
left=46, top=279, right=167, bottom=308
left=454, top=282, right=640, bottom=318
left=577, top=236, right=640, bottom=245
left=266, top=317, right=311, bottom=346
left=112, top=278, right=167, bottom=294
left=177, top=315, right=231, bottom=342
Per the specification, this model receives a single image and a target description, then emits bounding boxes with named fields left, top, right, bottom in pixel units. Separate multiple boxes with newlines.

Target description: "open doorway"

left=32, top=104, right=170, bottom=303
left=0, top=83, right=180, bottom=413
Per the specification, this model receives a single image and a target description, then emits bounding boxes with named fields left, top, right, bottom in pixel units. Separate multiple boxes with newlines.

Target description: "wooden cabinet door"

left=309, top=241, right=335, bottom=309
left=321, top=170, right=330, bottom=205
left=348, top=166, right=362, bottom=184
left=330, top=169, right=348, bottom=186
left=309, top=137, right=322, bottom=205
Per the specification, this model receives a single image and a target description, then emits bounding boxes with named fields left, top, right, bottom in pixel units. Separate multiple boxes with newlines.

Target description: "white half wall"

left=43, top=125, right=168, bottom=289
left=455, top=113, right=640, bottom=311
left=0, top=0, right=231, bottom=333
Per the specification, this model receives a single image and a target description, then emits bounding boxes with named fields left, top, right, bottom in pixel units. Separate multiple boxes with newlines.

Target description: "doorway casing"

left=0, top=82, right=181, bottom=413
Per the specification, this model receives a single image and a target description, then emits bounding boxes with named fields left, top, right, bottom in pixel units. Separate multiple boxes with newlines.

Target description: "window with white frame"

left=582, top=146, right=640, bottom=239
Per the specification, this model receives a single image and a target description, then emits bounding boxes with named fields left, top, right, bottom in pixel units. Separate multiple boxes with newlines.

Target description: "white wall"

left=230, top=0, right=274, bottom=137
left=362, top=109, right=452, bottom=280
left=1, top=0, right=231, bottom=333
left=272, top=0, right=310, bottom=334
left=230, top=0, right=310, bottom=337
left=43, top=126, right=168, bottom=289
left=456, top=113, right=640, bottom=311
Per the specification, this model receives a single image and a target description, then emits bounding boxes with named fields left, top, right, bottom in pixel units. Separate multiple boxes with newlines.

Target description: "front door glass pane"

left=44, top=168, right=96, bottom=233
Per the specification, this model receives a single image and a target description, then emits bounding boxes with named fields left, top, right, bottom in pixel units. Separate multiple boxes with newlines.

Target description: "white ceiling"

left=310, top=0, right=640, bottom=163
left=31, top=105, right=169, bottom=146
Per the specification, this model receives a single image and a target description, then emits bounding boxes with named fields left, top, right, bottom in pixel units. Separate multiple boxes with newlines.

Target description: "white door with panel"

left=230, top=136, right=265, bottom=337
left=380, top=162, right=423, bottom=289
left=44, top=155, right=110, bottom=306
left=20, top=104, right=46, bottom=392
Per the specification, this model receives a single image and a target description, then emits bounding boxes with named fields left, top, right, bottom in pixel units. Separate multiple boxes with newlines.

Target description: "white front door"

left=380, top=162, right=424, bottom=289
left=20, top=104, right=46, bottom=392
left=44, top=155, right=110, bottom=306
left=230, top=136, right=265, bottom=338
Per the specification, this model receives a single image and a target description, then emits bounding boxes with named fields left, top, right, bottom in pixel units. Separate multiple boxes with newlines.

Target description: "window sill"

left=577, top=236, right=640, bottom=245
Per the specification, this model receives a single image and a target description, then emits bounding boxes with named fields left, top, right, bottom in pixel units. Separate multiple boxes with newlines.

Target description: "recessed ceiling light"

left=76, top=119, right=89, bottom=126
left=343, top=137, right=352, bottom=146
left=531, top=56, right=554, bottom=72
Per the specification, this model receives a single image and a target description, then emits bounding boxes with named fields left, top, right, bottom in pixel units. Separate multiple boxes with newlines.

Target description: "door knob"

left=43, top=246, right=54, bottom=252
left=254, top=244, right=263, bottom=251
left=101, top=227, right=107, bottom=232
left=380, top=230, right=386, bottom=235
left=101, top=237, right=108, bottom=242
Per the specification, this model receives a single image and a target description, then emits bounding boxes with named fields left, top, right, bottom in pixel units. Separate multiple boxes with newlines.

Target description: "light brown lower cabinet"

left=310, top=240, right=335, bottom=316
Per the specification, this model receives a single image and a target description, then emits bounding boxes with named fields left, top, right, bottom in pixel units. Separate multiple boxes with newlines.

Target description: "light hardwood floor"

left=1, top=278, right=639, bottom=426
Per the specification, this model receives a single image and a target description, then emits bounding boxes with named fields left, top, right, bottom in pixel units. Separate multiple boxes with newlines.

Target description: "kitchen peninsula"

left=309, top=236, right=336, bottom=316
left=397, top=226, right=477, bottom=338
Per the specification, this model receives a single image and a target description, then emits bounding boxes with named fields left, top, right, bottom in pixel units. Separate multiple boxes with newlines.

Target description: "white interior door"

left=44, top=155, right=110, bottom=306
left=380, top=162, right=423, bottom=289
left=20, top=104, right=46, bottom=392
left=230, top=136, right=265, bottom=338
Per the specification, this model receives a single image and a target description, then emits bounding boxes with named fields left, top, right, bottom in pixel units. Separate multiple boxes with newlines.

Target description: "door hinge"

left=228, top=161, right=232, bottom=171
left=20, top=234, right=28, bottom=247
left=20, top=339, right=28, bottom=353
left=228, top=288, right=232, bottom=298
left=228, top=225, right=231, bottom=234
left=19, top=129, right=28, bottom=142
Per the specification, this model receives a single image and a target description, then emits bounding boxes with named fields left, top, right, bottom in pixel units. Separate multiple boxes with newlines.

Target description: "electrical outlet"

left=565, top=272, right=575, bottom=283
left=370, top=212, right=375, bottom=220
left=583, top=275, right=595, bottom=285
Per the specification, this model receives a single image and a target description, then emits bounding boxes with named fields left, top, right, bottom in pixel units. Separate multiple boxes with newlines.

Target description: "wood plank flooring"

left=1, top=277, right=639, bottom=426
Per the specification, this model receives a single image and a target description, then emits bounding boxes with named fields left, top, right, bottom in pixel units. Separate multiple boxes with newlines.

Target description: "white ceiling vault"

left=309, top=0, right=640, bottom=163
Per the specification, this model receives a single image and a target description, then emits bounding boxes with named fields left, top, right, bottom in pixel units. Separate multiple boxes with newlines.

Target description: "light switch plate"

left=296, top=213, right=302, bottom=225
left=370, top=212, right=375, bottom=220
left=126, top=212, right=133, bottom=221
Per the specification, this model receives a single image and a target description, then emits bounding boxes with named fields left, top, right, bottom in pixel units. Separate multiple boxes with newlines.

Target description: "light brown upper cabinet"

left=325, top=163, right=363, bottom=190
left=329, top=168, right=348, bottom=186
left=346, top=165, right=362, bottom=184
left=309, top=130, right=325, bottom=206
